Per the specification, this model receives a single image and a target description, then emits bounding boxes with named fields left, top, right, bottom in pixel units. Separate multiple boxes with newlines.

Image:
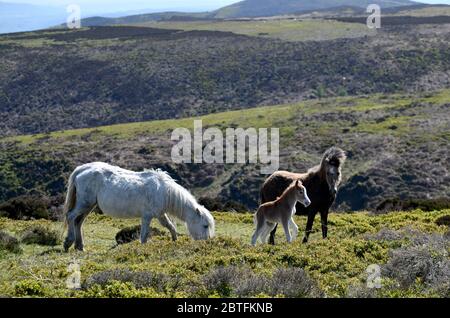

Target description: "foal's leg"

left=302, top=212, right=316, bottom=244
left=289, top=218, right=299, bottom=241
left=158, top=214, right=178, bottom=241
left=261, top=222, right=276, bottom=243
left=251, top=215, right=265, bottom=246
left=268, top=224, right=278, bottom=245
left=140, top=214, right=153, bottom=244
left=282, top=219, right=292, bottom=243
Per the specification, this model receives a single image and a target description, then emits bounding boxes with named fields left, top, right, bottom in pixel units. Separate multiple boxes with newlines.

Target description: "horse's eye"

left=204, top=225, right=208, bottom=229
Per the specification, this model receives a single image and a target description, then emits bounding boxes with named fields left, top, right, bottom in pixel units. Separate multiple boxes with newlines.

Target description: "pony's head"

left=185, top=204, right=215, bottom=240
left=321, top=147, right=346, bottom=196
left=294, top=179, right=311, bottom=207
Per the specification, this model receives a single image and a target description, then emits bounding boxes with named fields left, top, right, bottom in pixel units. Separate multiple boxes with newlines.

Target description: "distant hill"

left=70, top=1, right=431, bottom=28
left=212, top=0, right=417, bottom=18
left=1, top=23, right=449, bottom=137
left=79, top=12, right=211, bottom=27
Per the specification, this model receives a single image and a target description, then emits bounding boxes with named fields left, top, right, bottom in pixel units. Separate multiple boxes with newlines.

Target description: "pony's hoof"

left=63, top=242, right=72, bottom=252
left=302, top=238, right=308, bottom=244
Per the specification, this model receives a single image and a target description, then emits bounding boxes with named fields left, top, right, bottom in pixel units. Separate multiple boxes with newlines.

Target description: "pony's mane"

left=321, top=147, right=346, bottom=168
left=148, top=169, right=199, bottom=219
left=305, top=147, right=346, bottom=176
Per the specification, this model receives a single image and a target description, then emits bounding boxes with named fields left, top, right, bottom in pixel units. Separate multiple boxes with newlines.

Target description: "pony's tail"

left=61, top=169, right=78, bottom=239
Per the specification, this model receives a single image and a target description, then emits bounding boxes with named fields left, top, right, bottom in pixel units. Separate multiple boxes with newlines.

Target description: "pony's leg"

left=251, top=217, right=265, bottom=246
left=140, top=215, right=153, bottom=244
left=261, top=222, right=276, bottom=243
left=320, top=210, right=329, bottom=239
left=268, top=224, right=278, bottom=245
left=289, top=218, right=299, bottom=241
left=74, top=206, right=95, bottom=251
left=158, top=214, right=178, bottom=241
left=64, top=203, right=92, bottom=252
left=282, top=219, right=292, bottom=243
left=302, top=212, right=316, bottom=244
left=64, top=211, right=76, bottom=252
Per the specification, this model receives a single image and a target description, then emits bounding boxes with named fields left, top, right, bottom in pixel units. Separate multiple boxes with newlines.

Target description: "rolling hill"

left=1, top=88, right=449, bottom=212
left=212, top=0, right=417, bottom=18
left=70, top=1, right=438, bottom=28
left=1, top=21, right=449, bottom=137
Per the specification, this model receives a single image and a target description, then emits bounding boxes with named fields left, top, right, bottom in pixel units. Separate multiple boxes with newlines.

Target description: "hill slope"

left=0, top=210, right=448, bottom=297
left=1, top=89, right=449, bottom=212
left=1, top=22, right=449, bottom=136
left=213, top=0, right=416, bottom=18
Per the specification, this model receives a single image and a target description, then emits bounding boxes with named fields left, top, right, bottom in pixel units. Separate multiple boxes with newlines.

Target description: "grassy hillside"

left=135, top=19, right=376, bottom=42
left=1, top=89, right=449, bottom=212
left=0, top=209, right=448, bottom=298
left=1, top=22, right=449, bottom=136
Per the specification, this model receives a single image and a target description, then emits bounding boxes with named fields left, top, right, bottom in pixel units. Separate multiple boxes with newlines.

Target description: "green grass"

left=0, top=209, right=448, bottom=298
left=134, top=19, right=376, bottom=42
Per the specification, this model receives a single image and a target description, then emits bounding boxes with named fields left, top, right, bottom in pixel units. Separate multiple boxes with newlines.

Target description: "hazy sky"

left=3, top=0, right=450, bottom=14
left=3, top=0, right=242, bottom=13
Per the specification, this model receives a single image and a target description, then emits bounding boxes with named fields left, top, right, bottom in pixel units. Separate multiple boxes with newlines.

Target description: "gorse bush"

left=14, top=280, right=45, bottom=297
left=21, top=225, right=60, bottom=246
left=435, top=215, right=450, bottom=227
left=0, top=230, right=22, bottom=253
left=115, top=226, right=168, bottom=245
left=376, top=198, right=450, bottom=213
left=0, top=195, right=49, bottom=220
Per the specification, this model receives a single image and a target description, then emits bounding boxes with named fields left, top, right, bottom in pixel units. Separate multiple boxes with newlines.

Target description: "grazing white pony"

left=63, top=162, right=215, bottom=251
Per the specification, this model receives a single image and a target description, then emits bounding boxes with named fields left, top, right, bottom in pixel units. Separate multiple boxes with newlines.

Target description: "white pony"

left=63, top=162, right=215, bottom=251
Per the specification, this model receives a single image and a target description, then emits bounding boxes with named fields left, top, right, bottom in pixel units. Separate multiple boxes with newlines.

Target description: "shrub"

left=268, top=268, right=322, bottom=298
left=382, top=243, right=449, bottom=291
left=376, top=197, right=450, bottom=213
left=21, top=225, right=60, bottom=246
left=364, top=228, right=403, bottom=242
left=346, top=284, right=377, bottom=298
left=198, top=197, right=248, bottom=213
left=14, top=279, right=45, bottom=296
left=202, top=266, right=244, bottom=297
left=202, top=266, right=322, bottom=298
left=83, top=269, right=177, bottom=292
left=115, top=226, right=167, bottom=245
left=0, top=231, right=22, bottom=253
left=435, top=215, right=450, bottom=227
left=0, top=195, right=49, bottom=220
